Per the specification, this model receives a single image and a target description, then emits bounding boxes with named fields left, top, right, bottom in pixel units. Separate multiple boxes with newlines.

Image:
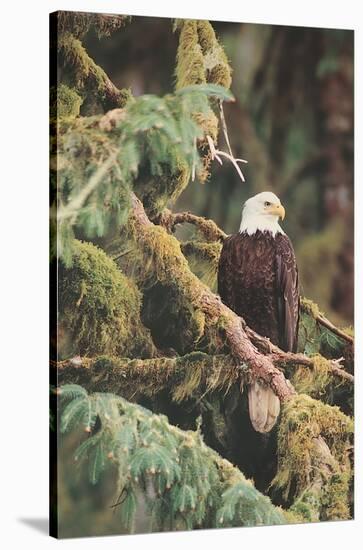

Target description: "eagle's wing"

left=275, top=235, right=300, bottom=352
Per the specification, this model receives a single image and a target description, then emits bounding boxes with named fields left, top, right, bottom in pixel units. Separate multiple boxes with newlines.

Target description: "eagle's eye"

left=264, top=201, right=271, bottom=207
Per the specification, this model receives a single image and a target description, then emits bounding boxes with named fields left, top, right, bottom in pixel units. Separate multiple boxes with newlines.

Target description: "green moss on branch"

left=58, top=32, right=132, bottom=111
left=55, top=352, right=244, bottom=403
left=50, top=84, right=83, bottom=121
left=58, top=240, right=155, bottom=359
left=175, top=20, right=232, bottom=90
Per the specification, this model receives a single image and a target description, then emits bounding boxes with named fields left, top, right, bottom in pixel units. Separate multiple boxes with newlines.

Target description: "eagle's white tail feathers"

left=248, top=380, right=280, bottom=433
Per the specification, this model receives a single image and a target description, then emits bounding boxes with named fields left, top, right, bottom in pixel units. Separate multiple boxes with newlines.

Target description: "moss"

left=57, top=11, right=130, bottom=39
left=300, top=297, right=322, bottom=319
left=272, top=394, right=353, bottom=519
left=290, top=354, right=332, bottom=398
left=207, top=65, right=232, bottom=89
left=50, top=84, right=83, bottom=120
left=57, top=351, right=242, bottom=411
left=342, top=325, right=354, bottom=338
left=175, top=20, right=232, bottom=90
left=174, top=19, right=232, bottom=182
left=289, top=491, right=321, bottom=522
left=175, top=20, right=206, bottom=90
left=193, top=110, right=219, bottom=142
left=118, top=87, right=134, bottom=108
left=58, top=240, right=155, bottom=359
left=134, top=157, right=191, bottom=218
left=321, top=470, right=352, bottom=520
left=58, top=32, right=130, bottom=111
left=197, top=21, right=232, bottom=89
left=119, top=219, right=228, bottom=356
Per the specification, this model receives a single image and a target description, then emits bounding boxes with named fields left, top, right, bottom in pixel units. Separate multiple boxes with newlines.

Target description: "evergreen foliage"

left=298, top=298, right=351, bottom=359
left=58, top=384, right=287, bottom=532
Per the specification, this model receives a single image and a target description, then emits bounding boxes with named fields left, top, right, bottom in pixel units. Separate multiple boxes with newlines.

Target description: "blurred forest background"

left=83, top=16, right=354, bottom=326
left=52, top=15, right=354, bottom=537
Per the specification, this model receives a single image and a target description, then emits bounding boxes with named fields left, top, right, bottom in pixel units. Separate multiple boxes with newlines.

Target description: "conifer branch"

left=300, top=298, right=354, bottom=346
left=58, top=384, right=288, bottom=530
left=315, top=314, right=354, bottom=345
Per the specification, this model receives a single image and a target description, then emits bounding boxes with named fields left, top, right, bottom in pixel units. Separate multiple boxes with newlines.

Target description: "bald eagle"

left=218, top=191, right=299, bottom=433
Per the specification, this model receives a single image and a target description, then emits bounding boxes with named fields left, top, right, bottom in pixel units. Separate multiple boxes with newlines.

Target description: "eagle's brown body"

left=218, top=230, right=299, bottom=353
left=218, top=229, right=299, bottom=433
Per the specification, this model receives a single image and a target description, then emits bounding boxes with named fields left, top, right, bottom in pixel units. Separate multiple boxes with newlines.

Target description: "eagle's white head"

left=239, top=191, right=285, bottom=236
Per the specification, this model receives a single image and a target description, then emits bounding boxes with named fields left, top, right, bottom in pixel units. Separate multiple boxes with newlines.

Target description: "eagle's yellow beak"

left=267, top=203, right=285, bottom=220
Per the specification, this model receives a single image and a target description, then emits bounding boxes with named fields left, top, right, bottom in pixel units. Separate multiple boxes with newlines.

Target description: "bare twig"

left=206, top=135, right=247, bottom=182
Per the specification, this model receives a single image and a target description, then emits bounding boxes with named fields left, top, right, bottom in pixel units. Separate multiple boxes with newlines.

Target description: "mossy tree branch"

left=58, top=31, right=132, bottom=111
left=244, top=324, right=353, bottom=384
left=53, top=352, right=243, bottom=402
left=155, top=209, right=227, bottom=241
